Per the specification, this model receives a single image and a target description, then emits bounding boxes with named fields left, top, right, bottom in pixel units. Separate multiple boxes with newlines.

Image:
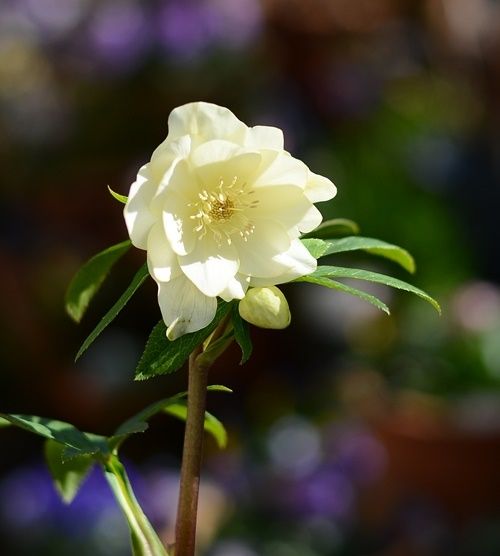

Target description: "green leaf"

left=109, top=386, right=232, bottom=452
left=301, top=238, right=328, bottom=258
left=44, top=439, right=94, bottom=503
left=299, top=275, right=390, bottom=314
left=0, top=417, right=10, bottom=428
left=108, top=185, right=128, bottom=204
left=75, top=263, right=150, bottom=361
left=301, top=236, right=415, bottom=273
left=103, top=455, right=169, bottom=556
left=302, top=218, right=359, bottom=239
left=308, top=266, right=441, bottom=313
left=232, top=305, right=252, bottom=364
left=324, top=236, right=415, bottom=273
left=65, top=240, right=131, bottom=323
left=0, top=413, right=110, bottom=456
left=134, top=301, right=232, bottom=380
left=164, top=404, right=228, bottom=449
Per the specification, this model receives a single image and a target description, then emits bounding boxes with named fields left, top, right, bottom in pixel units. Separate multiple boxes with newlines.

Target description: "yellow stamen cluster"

left=189, top=176, right=259, bottom=245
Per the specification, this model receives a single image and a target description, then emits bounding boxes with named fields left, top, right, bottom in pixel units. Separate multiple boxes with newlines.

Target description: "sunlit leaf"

left=302, top=236, right=415, bottom=273
left=65, top=240, right=131, bottom=323
left=164, top=404, right=228, bottom=449
left=322, top=236, right=415, bottom=273
left=109, top=385, right=232, bottom=452
left=107, top=185, right=128, bottom=204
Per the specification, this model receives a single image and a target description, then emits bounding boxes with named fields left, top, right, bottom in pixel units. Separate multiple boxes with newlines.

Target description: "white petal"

left=157, top=274, right=217, bottom=340
left=179, top=235, right=239, bottom=297
left=191, top=139, right=242, bottom=167
left=297, top=204, right=323, bottom=233
left=253, top=151, right=308, bottom=189
left=124, top=164, right=158, bottom=249
left=167, top=102, right=247, bottom=145
left=146, top=223, right=181, bottom=282
left=245, top=125, right=284, bottom=150
left=162, top=189, right=197, bottom=256
left=195, top=151, right=262, bottom=189
left=148, top=135, right=191, bottom=182
left=252, top=185, right=313, bottom=234
left=235, top=219, right=292, bottom=278
left=305, top=171, right=337, bottom=202
left=249, top=239, right=317, bottom=286
left=219, top=273, right=250, bottom=302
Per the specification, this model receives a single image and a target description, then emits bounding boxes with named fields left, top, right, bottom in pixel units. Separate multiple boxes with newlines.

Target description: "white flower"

left=124, top=102, right=336, bottom=339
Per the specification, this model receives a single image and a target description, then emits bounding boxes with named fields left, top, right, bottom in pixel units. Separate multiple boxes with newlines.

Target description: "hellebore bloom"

left=124, top=102, right=336, bottom=339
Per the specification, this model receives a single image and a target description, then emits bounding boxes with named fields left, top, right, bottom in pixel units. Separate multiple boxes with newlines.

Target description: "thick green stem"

left=174, top=346, right=209, bottom=556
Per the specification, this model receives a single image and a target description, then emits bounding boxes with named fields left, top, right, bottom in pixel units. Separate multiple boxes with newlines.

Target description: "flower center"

left=209, top=197, right=235, bottom=222
left=189, top=176, right=259, bottom=245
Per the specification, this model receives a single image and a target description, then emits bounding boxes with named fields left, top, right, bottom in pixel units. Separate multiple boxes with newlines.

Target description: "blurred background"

left=1, top=0, right=500, bottom=554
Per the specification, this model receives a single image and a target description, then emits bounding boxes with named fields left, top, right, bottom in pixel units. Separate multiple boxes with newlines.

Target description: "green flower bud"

left=238, top=286, right=291, bottom=329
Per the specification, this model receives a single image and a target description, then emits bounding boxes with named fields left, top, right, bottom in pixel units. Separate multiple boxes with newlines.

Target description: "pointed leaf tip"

left=107, top=186, right=128, bottom=204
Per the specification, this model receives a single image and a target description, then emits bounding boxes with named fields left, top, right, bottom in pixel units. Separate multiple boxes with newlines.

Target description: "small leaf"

left=322, top=236, right=415, bottom=273
left=75, top=263, right=149, bottom=361
left=298, top=275, right=390, bottom=314
left=0, top=418, right=10, bottom=428
left=207, top=385, right=233, bottom=393
left=108, top=185, right=128, bottom=204
left=310, top=266, right=441, bottom=313
left=65, top=240, right=131, bottom=323
left=302, top=218, right=360, bottom=239
left=164, top=403, right=228, bottom=449
left=134, top=301, right=232, bottom=380
left=0, top=413, right=110, bottom=456
left=232, top=304, right=252, bottom=364
left=44, top=439, right=94, bottom=503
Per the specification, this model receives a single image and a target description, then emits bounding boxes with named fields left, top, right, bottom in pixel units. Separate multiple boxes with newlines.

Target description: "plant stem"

left=174, top=345, right=209, bottom=556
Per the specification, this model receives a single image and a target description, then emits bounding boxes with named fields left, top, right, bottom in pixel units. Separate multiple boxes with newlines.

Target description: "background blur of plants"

left=1, top=1, right=500, bottom=554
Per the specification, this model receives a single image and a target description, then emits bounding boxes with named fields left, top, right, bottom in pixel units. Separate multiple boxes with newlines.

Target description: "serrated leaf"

left=44, top=439, right=94, bottom=503
left=108, top=185, right=128, bottom=204
left=75, top=263, right=149, bottom=361
left=164, top=404, right=228, bottom=449
left=0, top=413, right=110, bottom=456
left=299, top=275, right=390, bottom=314
left=322, top=236, right=415, bottom=273
left=65, top=240, right=131, bottom=323
left=302, top=218, right=360, bottom=239
left=309, top=266, right=441, bottom=313
left=134, top=301, right=232, bottom=380
left=232, top=305, right=252, bottom=364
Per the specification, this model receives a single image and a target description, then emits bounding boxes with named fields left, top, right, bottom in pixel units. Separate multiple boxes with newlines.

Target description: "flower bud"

left=238, top=286, right=291, bottom=329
